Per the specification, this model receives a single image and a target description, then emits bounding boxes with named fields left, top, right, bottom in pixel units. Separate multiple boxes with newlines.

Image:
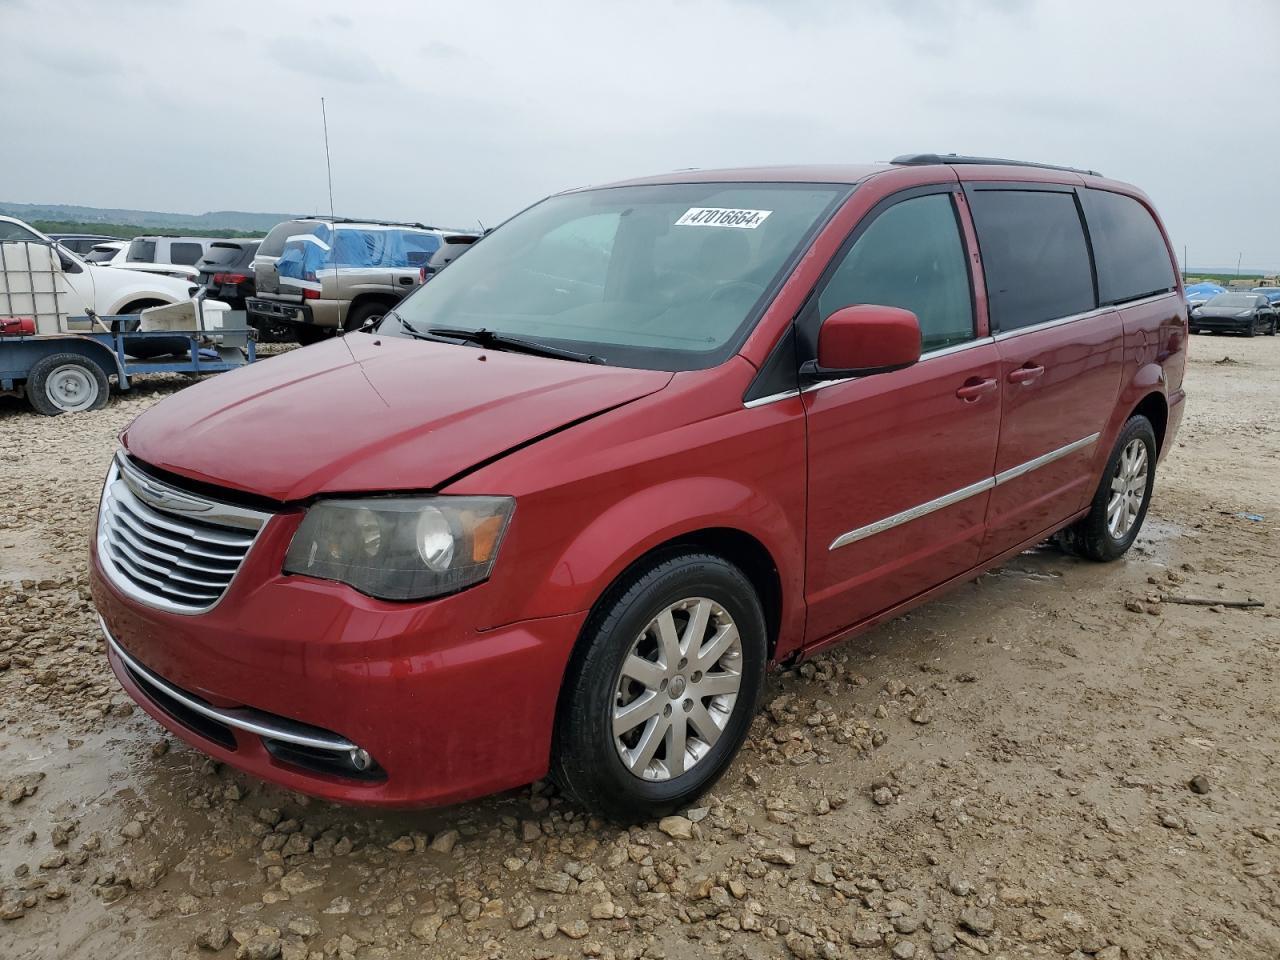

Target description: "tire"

left=1267, top=320, right=1277, bottom=337
left=552, top=551, right=767, bottom=822
left=1058, top=415, right=1157, bottom=562
left=342, top=300, right=391, bottom=333
left=1245, top=320, right=1257, bottom=337
left=26, top=353, right=110, bottom=416
left=295, top=324, right=331, bottom=346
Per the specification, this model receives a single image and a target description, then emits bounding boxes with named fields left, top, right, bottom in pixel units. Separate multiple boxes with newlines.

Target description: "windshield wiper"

left=427, top=327, right=606, bottom=364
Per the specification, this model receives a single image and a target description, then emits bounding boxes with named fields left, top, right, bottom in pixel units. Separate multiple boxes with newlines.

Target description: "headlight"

left=283, top=496, right=514, bottom=600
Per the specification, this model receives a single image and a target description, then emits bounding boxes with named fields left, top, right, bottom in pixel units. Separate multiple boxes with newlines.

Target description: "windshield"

left=1205, top=293, right=1257, bottom=308
left=387, top=182, right=850, bottom=370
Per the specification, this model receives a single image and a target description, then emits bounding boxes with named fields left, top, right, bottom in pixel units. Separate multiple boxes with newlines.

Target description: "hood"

left=124, top=335, right=672, bottom=501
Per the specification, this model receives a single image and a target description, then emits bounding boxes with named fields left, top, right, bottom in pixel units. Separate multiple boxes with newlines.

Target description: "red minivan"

left=91, top=155, right=1187, bottom=819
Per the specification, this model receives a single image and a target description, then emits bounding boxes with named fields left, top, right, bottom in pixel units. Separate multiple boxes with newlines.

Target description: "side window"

left=968, top=189, right=1095, bottom=331
left=1080, top=189, right=1176, bottom=305
left=818, top=193, right=974, bottom=352
left=332, top=229, right=387, bottom=267
left=169, top=242, right=204, bottom=266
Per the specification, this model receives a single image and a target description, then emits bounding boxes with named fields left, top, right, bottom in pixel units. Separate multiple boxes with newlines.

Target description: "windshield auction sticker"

left=675, top=207, right=773, bottom=229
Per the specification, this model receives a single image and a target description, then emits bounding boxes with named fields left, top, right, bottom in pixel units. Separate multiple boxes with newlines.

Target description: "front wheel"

left=1267, top=319, right=1277, bottom=336
left=1058, top=415, right=1157, bottom=561
left=552, top=552, right=766, bottom=822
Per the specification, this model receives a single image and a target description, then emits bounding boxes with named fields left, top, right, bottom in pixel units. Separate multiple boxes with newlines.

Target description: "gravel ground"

left=1, top=335, right=1277, bottom=960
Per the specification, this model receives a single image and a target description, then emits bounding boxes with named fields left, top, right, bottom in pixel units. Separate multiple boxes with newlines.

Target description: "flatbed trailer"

left=0, top=313, right=257, bottom=416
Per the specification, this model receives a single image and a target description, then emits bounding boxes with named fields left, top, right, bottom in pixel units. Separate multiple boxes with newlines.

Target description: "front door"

left=963, top=185, right=1124, bottom=559
left=801, top=188, right=1001, bottom=644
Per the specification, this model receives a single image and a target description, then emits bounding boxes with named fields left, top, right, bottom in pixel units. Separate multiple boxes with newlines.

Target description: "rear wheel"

left=27, top=353, right=110, bottom=416
left=552, top=552, right=766, bottom=821
left=1058, top=415, right=1157, bottom=562
left=342, top=301, right=392, bottom=333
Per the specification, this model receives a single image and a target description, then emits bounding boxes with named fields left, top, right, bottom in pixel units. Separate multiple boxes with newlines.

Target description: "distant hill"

left=0, top=201, right=300, bottom=234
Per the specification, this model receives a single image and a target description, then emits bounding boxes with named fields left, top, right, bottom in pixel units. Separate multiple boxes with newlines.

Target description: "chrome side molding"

left=828, top=433, right=1101, bottom=550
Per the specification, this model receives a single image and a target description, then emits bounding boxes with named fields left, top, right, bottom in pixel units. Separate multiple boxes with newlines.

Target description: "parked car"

left=92, top=155, right=1186, bottom=819
left=85, top=240, right=207, bottom=282
left=1189, top=292, right=1277, bottom=336
left=195, top=240, right=260, bottom=310
left=126, top=236, right=223, bottom=276
left=1183, top=280, right=1225, bottom=311
left=46, top=233, right=118, bottom=255
left=0, top=216, right=207, bottom=316
left=1251, top=286, right=1280, bottom=307
left=247, top=218, right=475, bottom=345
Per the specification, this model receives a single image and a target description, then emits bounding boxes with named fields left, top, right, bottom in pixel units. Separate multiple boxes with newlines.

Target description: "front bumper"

left=92, top=536, right=586, bottom=807
left=1190, top=316, right=1251, bottom=332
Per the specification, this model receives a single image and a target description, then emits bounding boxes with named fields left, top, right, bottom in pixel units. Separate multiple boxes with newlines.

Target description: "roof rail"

left=891, top=153, right=1103, bottom=177
left=299, top=215, right=439, bottom=230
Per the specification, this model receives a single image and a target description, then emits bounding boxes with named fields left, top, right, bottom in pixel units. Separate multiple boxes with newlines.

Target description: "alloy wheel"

left=611, top=597, right=742, bottom=781
left=1106, top=438, right=1148, bottom=539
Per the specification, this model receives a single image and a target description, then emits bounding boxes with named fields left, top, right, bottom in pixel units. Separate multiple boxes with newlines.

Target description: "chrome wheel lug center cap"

left=669, top=675, right=687, bottom=699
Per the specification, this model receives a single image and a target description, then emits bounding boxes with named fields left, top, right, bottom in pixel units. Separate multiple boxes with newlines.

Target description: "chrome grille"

left=96, top=455, right=272, bottom=614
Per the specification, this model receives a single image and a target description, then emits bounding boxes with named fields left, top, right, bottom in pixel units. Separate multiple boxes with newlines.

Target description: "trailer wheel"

left=27, top=353, right=110, bottom=416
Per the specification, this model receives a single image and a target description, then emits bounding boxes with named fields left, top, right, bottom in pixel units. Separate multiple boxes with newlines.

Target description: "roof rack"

left=891, top=153, right=1103, bottom=177
left=299, top=215, right=440, bottom=230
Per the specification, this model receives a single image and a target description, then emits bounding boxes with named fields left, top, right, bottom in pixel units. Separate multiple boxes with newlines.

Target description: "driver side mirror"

left=801, top=304, right=921, bottom=381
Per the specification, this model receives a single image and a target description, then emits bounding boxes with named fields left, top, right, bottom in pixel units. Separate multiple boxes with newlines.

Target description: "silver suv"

left=247, top=218, right=477, bottom=344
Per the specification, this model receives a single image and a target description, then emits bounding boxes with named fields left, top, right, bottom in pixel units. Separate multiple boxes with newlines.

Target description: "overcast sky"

left=3, top=0, right=1277, bottom=269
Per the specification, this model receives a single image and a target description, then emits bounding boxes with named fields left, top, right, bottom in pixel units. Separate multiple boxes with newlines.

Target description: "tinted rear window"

left=198, top=243, right=245, bottom=268
left=1081, top=189, right=1176, bottom=305
left=127, top=239, right=157, bottom=262
left=968, top=189, right=1096, bottom=331
left=170, top=242, right=204, bottom=265
left=86, top=246, right=120, bottom=263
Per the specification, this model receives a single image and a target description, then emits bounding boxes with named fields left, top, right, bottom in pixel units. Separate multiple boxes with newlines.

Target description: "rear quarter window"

left=968, top=188, right=1096, bottom=332
left=259, top=221, right=311, bottom=258
left=198, top=243, right=244, bottom=269
left=127, top=239, right=157, bottom=263
left=169, top=242, right=204, bottom=266
left=1080, top=189, right=1177, bottom=305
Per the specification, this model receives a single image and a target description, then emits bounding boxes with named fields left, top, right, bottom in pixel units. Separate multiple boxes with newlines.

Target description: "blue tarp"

left=1184, top=282, right=1226, bottom=301
left=277, top=225, right=441, bottom=290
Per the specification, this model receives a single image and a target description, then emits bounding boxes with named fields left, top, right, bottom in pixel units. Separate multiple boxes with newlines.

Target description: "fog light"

left=349, top=748, right=373, bottom=772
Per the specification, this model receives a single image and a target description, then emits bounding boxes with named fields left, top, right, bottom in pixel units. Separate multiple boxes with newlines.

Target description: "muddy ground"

left=1, top=334, right=1277, bottom=960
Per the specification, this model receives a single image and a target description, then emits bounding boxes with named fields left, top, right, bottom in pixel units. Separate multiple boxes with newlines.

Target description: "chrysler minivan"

left=92, top=155, right=1187, bottom=819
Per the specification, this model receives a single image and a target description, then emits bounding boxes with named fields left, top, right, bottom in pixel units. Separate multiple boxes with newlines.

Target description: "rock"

left=761, top=847, right=797, bottom=866
left=410, top=914, right=443, bottom=943
left=279, top=871, right=323, bottom=896
left=892, top=942, right=916, bottom=959
left=686, top=806, right=711, bottom=822
left=959, top=906, right=995, bottom=936
left=590, top=901, right=615, bottom=919
left=930, top=928, right=956, bottom=952
left=429, top=829, right=459, bottom=854
left=121, top=820, right=144, bottom=840
left=520, top=820, right=542, bottom=842
left=658, top=816, right=693, bottom=840
left=811, top=862, right=836, bottom=886
left=872, top=787, right=893, bottom=806
left=286, top=917, right=319, bottom=939
left=511, top=904, right=536, bottom=930
left=1189, top=775, right=1211, bottom=795
left=387, top=836, right=415, bottom=854
left=533, top=871, right=572, bottom=894
left=235, top=936, right=282, bottom=960
left=559, top=919, right=589, bottom=940
left=1096, top=947, right=1122, bottom=960
left=849, top=926, right=882, bottom=947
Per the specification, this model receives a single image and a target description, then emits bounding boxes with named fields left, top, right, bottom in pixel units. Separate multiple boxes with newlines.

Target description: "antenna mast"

left=321, top=97, right=335, bottom=219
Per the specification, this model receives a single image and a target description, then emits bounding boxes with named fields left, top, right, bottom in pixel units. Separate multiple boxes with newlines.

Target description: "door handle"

left=1008, top=364, right=1045, bottom=385
left=955, top=377, right=997, bottom=401
left=398, top=276, right=414, bottom=285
